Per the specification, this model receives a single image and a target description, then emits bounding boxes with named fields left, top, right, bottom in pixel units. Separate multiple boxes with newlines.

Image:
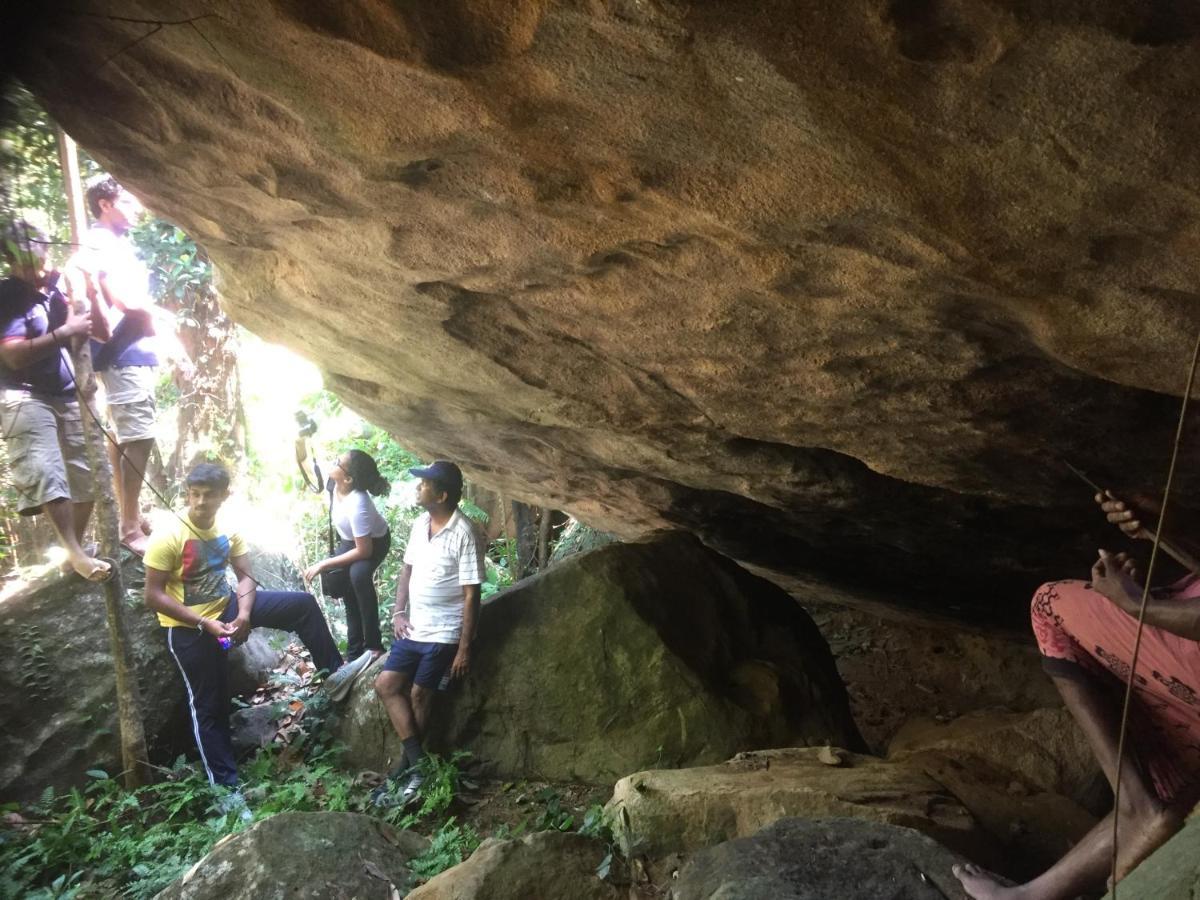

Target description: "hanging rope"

left=1110, top=327, right=1200, bottom=896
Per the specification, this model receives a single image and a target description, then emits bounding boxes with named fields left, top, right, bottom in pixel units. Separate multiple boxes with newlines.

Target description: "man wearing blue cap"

left=373, top=459, right=486, bottom=805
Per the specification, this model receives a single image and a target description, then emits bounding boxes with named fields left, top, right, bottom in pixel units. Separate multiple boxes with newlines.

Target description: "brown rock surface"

left=888, top=709, right=1102, bottom=879
left=13, top=2, right=1200, bottom=624
left=408, top=831, right=622, bottom=900
left=606, top=747, right=999, bottom=866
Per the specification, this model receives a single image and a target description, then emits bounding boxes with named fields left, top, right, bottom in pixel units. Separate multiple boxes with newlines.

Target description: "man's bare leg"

left=375, top=670, right=418, bottom=741
left=117, top=438, right=152, bottom=554
left=412, top=684, right=435, bottom=735
left=44, top=498, right=109, bottom=581
left=955, top=673, right=1181, bottom=899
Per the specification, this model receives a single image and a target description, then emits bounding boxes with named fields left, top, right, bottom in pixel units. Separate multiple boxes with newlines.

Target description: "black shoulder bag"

left=319, top=484, right=350, bottom=598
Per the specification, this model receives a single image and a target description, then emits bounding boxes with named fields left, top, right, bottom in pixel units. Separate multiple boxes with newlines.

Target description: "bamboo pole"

left=57, top=127, right=149, bottom=789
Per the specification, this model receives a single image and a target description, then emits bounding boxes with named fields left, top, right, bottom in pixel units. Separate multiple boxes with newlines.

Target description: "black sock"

left=402, top=737, right=424, bottom=771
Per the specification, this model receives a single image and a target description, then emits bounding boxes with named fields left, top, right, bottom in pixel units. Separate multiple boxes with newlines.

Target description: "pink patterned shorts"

left=1032, top=576, right=1200, bottom=802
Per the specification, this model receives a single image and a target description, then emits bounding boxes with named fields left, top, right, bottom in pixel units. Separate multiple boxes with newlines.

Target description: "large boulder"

left=669, top=817, right=971, bottom=900
left=0, top=548, right=300, bottom=802
left=408, top=831, right=621, bottom=900
left=0, top=558, right=183, bottom=803
left=607, top=747, right=996, bottom=866
left=336, top=532, right=864, bottom=782
left=156, top=811, right=428, bottom=899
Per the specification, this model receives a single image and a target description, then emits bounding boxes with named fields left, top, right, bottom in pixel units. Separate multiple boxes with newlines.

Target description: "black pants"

left=165, top=590, right=343, bottom=786
left=335, top=530, right=391, bottom=659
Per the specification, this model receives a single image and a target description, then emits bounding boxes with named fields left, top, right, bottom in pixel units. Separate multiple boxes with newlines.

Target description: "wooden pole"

left=56, top=130, right=88, bottom=251
left=57, top=126, right=150, bottom=789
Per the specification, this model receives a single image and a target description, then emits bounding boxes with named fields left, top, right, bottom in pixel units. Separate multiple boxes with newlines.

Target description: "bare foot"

left=120, top=532, right=149, bottom=557
left=1114, top=805, right=1184, bottom=881
left=139, top=516, right=153, bottom=536
left=370, top=650, right=385, bottom=662
left=68, top=554, right=112, bottom=582
left=953, top=863, right=1021, bottom=900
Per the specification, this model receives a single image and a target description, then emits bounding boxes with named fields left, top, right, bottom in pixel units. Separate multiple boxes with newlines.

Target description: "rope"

left=1109, top=327, right=1200, bottom=896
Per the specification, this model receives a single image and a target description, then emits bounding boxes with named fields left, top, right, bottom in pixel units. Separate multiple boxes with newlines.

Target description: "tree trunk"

left=58, top=126, right=149, bottom=789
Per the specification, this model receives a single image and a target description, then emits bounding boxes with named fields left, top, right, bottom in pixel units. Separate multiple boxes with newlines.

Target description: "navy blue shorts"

left=383, top=638, right=458, bottom=687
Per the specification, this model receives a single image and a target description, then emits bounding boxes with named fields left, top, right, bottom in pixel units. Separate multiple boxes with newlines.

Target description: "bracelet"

left=195, top=618, right=205, bottom=631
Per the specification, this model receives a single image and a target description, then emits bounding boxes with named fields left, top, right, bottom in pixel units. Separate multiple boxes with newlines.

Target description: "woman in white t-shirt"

left=303, top=450, right=392, bottom=662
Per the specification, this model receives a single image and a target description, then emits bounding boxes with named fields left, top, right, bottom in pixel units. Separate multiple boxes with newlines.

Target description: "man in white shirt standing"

left=373, top=460, right=485, bottom=805
left=67, top=176, right=189, bottom=556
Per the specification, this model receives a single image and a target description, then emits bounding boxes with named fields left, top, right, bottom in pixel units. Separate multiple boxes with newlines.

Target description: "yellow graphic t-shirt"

left=143, top=514, right=248, bottom=628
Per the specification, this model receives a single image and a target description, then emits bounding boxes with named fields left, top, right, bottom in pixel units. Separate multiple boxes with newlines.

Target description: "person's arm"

left=393, top=564, right=413, bottom=638
left=1091, top=549, right=1200, bottom=639
left=228, top=554, right=257, bottom=642
left=144, top=565, right=236, bottom=638
left=1097, top=490, right=1200, bottom=569
left=0, top=311, right=92, bottom=371
left=60, top=265, right=112, bottom=344
left=304, top=535, right=373, bottom=583
left=450, top=583, right=481, bottom=679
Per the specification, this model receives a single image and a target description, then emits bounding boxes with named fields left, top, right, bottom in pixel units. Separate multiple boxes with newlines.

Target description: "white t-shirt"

left=403, top=509, right=486, bottom=644
left=331, top=489, right=389, bottom=541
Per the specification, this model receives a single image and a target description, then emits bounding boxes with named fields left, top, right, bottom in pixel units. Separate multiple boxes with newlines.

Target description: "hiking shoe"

left=323, top=650, right=375, bottom=702
left=215, top=789, right=253, bottom=823
left=400, top=770, right=425, bottom=805
left=368, top=758, right=410, bottom=808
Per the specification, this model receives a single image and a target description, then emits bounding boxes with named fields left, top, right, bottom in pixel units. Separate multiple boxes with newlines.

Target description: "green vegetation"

left=0, top=740, right=606, bottom=897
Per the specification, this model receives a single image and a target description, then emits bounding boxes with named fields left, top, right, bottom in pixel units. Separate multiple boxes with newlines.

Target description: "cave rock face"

left=18, top=1, right=1200, bottom=622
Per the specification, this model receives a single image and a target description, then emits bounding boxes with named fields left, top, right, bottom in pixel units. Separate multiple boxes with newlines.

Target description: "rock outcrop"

left=335, top=532, right=863, bottom=782
left=155, top=811, right=428, bottom=899
left=408, top=832, right=621, bottom=900
left=669, top=817, right=971, bottom=900
left=0, top=559, right=183, bottom=803
left=607, top=747, right=996, bottom=866
left=888, top=709, right=1101, bottom=879
left=0, top=548, right=298, bottom=802
left=15, top=2, right=1200, bottom=626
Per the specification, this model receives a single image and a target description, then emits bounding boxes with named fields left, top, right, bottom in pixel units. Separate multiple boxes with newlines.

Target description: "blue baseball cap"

left=409, top=459, right=463, bottom=492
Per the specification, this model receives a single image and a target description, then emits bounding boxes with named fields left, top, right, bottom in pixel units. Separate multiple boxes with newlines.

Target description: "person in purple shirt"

left=0, top=222, right=109, bottom=581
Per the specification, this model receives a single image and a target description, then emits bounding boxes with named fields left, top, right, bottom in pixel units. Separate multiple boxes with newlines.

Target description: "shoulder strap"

left=327, top=483, right=335, bottom=555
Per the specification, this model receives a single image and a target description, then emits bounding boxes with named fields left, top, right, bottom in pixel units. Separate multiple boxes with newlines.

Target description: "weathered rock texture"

left=888, top=709, right=1101, bottom=879
left=0, top=559, right=183, bottom=803
left=607, top=747, right=996, bottom=865
left=155, top=811, right=428, bottom=899
left=336, top=532, right=863, bottom=782
left=408, top=832, right=622, bottom=900
left=670, top=817, right=971, bottom=900
left=0, top=548, right=299, bottom=801
left=14, top=2, right=1200, bottom=625
left=810, top=601, right=1061, bottom=752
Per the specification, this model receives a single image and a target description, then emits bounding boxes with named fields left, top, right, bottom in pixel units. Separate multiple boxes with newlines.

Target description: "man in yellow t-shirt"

left=143, top=462, right=345, bottom=788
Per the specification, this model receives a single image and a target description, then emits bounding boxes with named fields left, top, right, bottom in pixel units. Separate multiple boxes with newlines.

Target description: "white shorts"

left=100, top=365, right=157, bottom=443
